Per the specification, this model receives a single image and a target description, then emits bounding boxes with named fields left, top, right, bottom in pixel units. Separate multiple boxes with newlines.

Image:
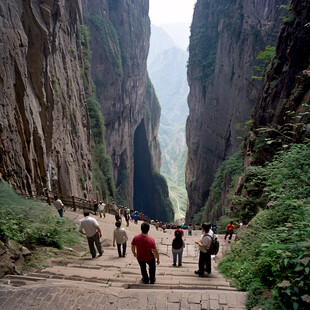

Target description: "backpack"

left=172, top=230, right=183, bottom=250
left=227, top=224, right=234, bottom=233
left=207, top=235, right=219, bottom=255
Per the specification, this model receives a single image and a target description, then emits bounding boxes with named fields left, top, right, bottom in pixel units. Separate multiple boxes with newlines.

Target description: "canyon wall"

left=244, top=0, right=310, bottom=166
left=0, top=0, right=174, bottom=221
left=186, top=0, right=286, bottom=222
left=0, top=0, right=93, bottom=197
left=82, top=0, right=173, bottom=221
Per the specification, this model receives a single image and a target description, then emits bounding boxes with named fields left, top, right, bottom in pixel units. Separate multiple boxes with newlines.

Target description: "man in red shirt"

left=131, top=222, right=160, bottom=284
left=224, top=221, right=235, bottom=240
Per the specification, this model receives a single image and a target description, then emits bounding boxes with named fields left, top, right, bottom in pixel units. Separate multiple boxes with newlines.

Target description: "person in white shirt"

left=52, top=195, right=65, bottom=217
left=194, top=222, right=212, bottom=276
left=113, top=221, right=128, bottom=257
left=98, top=201, right=106, bottom=218
left=79, top=212, right=103, bottom=259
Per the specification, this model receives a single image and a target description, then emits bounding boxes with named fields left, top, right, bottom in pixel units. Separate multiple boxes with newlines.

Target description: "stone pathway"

left=0, top=211, right=247, bottom=309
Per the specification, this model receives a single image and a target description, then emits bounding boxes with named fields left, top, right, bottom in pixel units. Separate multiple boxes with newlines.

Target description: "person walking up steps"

left=53, top=195, right=65, bottom=217
left=131, top=222, right=160, bottom=284
left=79, top=212, right=103, bottom=259
left=224, top=221, right=235, bottom=240
left=195, top=222, right=212, bottom=277
left=172, top=229, right=185, bottom=266
left=113, top=221, right=128, bottom=257
left=125, top=210, right=130, bottom=227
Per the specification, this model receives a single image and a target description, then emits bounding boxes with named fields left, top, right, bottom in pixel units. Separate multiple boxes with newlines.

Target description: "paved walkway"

left=0, top=210, right=247, bottom=309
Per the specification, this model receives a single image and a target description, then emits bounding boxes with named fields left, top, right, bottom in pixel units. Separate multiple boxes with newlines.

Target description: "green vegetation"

left=281, top=2, right=296, bottom=24
left=79, top=24, right=115, bottom=202
left=188, top=0, right=243, bottom=88
left=236, top=120, right=253, bottom=139
left=107, top=0, right=121, bottom=11
left=79, top=25, right=92, bottom=77
left=86, top=14, right=123, bottom=76
left=218, top=144, right=310, bottom=309
left=230, top=165, right=268, bottom=223
left=252, top=45, right=276, bottom=80
left=153, top=172, right=174, bottom=223
left=192, top=149, right=243, bottom=225
left=115, top=169, right=129, bottom=207
left=0, top=183, right=82, bottom=249
left=164, top=176, right=187, bottom=222
left=161, top=134, right=187, bottom=221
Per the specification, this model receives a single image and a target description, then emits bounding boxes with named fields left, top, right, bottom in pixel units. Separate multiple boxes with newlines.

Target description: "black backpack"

left=207, top=235, right=219, bottom=255
left=172, top=230, right=183, bottom=250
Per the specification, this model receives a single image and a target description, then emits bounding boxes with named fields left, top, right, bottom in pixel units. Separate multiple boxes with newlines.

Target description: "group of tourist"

left=77, top=209, right=219, bottom=283
left=53, top=195, right=238, bottom=284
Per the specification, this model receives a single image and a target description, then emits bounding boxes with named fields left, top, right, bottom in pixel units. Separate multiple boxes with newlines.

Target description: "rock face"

left=186, top=0, right=285, bottom=222
left=0, top=0, right=93, bottom=197
left=244, top=0, right=310, bottom=167
left=82, top=0, right=173, bottom=221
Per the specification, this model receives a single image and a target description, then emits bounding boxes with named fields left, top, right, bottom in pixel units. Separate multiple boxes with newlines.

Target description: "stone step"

left=3, top=273, right=236, bottom=293
left=22, top=266, right=232, bottom=290
left=19, top=246, right=233, bottom=290
left=125, top=283, right=237, bottom=291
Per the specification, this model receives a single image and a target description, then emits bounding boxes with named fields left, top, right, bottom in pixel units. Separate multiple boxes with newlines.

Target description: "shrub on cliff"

left=193, top=148, right=243, bottom=224
left=79, top=23, right=116, bottom=202
left=153, top=172, right=174, bottom=223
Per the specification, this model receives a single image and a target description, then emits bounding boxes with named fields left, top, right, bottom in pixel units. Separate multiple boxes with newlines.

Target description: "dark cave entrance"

left=133, top=119, right=155, bottom=220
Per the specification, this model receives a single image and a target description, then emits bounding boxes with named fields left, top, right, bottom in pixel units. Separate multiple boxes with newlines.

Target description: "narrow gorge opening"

left=133, top=120, right=155, bottom=220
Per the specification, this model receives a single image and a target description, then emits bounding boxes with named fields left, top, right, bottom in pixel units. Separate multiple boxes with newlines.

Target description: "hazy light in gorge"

left=149, top=0, right=196, bottom=25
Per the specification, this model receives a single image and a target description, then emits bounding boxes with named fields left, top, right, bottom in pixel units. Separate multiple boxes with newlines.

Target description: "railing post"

left=72, top=196, right=76, bottom=211
left=44, top=188, right=51, bottom=205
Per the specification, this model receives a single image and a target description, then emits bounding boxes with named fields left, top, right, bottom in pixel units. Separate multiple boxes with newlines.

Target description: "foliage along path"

left=0, top=210, right=247, bottom=310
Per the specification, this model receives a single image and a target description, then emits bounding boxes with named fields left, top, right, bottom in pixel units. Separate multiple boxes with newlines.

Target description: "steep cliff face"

left=244, top=0, right=310, bottom=167
left=82, top=0, right=173, bottom=221
left=186, top=0, right=285, bottom=222
left=0, top=0, right=93, bottom=197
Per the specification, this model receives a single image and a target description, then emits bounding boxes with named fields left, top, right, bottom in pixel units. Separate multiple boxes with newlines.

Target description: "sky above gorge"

left=149, top=0, right=197, bottom=50
left=149, top=0, right=196, bottom=26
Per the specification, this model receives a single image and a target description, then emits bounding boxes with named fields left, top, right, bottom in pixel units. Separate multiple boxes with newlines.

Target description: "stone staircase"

left=3, top=233, right=232, bottom=287
left=0, top=211, right=247, bottom=309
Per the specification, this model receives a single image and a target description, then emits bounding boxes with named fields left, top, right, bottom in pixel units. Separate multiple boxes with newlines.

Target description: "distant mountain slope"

left=148, top=26, right=177, bottom=63
left=159, top=23, right=191, bottom=51
left=148, top=25, right=189, bottom=216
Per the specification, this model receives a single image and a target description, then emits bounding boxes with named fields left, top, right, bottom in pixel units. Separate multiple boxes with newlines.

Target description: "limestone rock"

left=186, top=0, right=284, bottom=221
left=244, top=0, right=310, bottom=166
left=82, top=0, right=172, bottom=221
left=21, top=246, right=32, bottom=259
left=0, top=0, right=93, bottom=198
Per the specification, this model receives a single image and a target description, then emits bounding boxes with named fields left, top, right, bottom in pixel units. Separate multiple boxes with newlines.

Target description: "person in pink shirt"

left=131, top=222, right=160, bottom=284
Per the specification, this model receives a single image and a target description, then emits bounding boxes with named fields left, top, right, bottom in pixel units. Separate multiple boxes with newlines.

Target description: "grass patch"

left=0, top=182, right=82, bottom=249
